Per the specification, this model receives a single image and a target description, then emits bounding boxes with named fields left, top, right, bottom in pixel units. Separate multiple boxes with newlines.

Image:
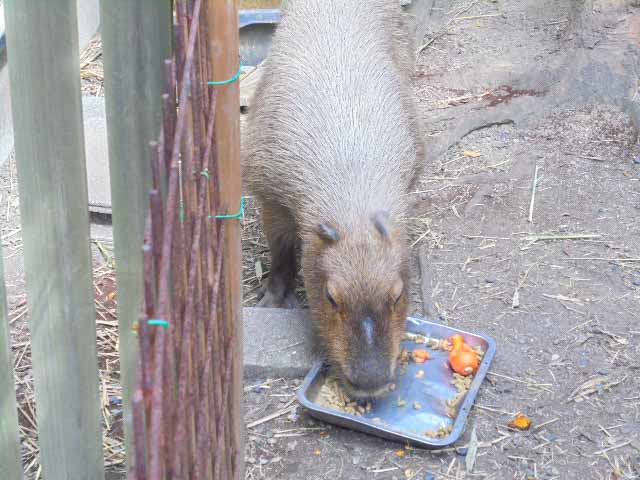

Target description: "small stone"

left=597, top=369, right=609, bottom=376
left=632, top=278, right=640, bottom=287
left=351, top=456, right=361, bottom=465
left=552, top=338, right=561, bottom=346
left=485, top=276, right=497, bottom=284
left=246, top=457, right=256, bottom=464
left=287, top=406, right=300, bottom=423
left=551, top=354, right=560, bottom=362
left=633, top=157, right=640, bottom=165
left=455, top=447, right=468, bottom=456
left=259, top=457, right=269, bottom=465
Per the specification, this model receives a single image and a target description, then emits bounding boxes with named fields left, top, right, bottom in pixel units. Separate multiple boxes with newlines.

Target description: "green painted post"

left=100, top=0, right=172, bottom=470
left=0, top=248, right=21, bottom=480
left=4, top=0, right=104, bottom=479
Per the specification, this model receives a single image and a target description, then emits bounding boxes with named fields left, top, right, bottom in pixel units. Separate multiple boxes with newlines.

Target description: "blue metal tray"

left=297, top=317, right=496, bottom=449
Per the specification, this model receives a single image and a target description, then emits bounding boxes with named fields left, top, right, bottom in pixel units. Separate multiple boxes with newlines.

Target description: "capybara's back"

left=244, top=0, right=425, bottom=398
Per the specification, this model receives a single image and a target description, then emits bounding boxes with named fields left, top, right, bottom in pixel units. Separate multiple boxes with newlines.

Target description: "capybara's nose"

left=348, top=356, right=393, bottom=392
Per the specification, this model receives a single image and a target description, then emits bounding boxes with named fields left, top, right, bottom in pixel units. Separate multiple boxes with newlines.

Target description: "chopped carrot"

left=411, top=349, right=430, bottom=363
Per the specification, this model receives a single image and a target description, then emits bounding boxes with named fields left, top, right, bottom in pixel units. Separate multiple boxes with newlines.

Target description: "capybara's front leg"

left=256, top=200, right=299, bottom=309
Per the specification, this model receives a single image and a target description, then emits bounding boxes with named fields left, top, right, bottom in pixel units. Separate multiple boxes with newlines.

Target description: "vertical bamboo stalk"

left=100, top=0, right=172, bottom=471
left=4, top=1, right=104, bottom=478
left=207, top=1, right=244, bottom=478
left=0, top=247, right=21, bottom=480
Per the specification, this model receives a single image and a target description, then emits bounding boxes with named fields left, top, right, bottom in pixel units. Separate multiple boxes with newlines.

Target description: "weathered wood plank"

left=99, top=1, right=172, bottom=471
left=4, top=0, right=104, bottom=478
left=209, top=1, right=244, bottom=477
left=0, top=247, right=22, bottom=480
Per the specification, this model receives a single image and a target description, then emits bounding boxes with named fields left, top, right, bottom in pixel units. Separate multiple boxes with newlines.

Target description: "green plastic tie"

left=210, top=196, right=245, bottom=221
left=200, top=169, right=210, bottom=180
left=207, top=63, right=242, bottom=86
left=148, top=319, right=170, bottom=329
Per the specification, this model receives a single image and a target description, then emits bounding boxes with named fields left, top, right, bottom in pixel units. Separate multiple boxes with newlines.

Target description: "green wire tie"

left=200, top=169, right=210, bottom=180
left=207, top=63, right=242, bottom=86
left=132, top=319, right=169, bottom=335
left=209, top=196, right=245, bottom=221
left=148, top=319, right=170, bottom=329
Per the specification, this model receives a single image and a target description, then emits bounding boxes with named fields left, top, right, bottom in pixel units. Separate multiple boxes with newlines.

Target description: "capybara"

left=244, top=0, right=425, bottom=399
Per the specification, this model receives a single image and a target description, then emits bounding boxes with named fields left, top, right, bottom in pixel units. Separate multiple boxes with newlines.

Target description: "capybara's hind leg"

left=257, top=201, right=299, bottom=309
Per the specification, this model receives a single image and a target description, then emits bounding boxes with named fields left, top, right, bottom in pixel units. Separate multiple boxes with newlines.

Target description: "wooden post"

left=0, top=247, right=21, bottom=480
left=4, top=1, right=104, bottom=478
left=99, top=1, right=172, bottom=471
left=208, top=1, right=244, bottom=477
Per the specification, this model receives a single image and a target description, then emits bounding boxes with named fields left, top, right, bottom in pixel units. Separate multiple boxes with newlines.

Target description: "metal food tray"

left=296, top=317, right=496, bottom=449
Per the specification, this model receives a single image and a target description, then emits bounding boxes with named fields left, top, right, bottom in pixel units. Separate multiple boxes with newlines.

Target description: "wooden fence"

left=0, top=0, right=242, bottom=478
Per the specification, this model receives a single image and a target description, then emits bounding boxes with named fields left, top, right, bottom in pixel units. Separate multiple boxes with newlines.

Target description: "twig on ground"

left=528, top=165, right=540, bottom=223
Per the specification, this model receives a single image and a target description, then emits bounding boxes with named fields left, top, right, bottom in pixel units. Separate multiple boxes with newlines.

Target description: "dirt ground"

left=240, top=1, right=640, bottom=479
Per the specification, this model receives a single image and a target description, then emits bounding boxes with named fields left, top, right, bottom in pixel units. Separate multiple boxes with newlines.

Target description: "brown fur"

left=243, top=0, right=425, bottom=397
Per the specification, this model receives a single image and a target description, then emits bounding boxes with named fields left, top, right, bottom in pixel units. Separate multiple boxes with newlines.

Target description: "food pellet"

left=397, top=399, right=407, bottom=407
left=413, top=401, right=422, bottom=410
left=415, top=370, right=425, bottom=379
left=317, top=377, right=364, bottom=416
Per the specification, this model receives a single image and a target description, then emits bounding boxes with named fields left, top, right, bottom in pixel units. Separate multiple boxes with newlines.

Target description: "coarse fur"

left=243, top=0, right=425, bottom=398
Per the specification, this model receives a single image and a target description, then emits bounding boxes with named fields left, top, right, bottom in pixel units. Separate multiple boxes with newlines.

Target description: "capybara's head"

left=304, top=212, right=409, bottom=399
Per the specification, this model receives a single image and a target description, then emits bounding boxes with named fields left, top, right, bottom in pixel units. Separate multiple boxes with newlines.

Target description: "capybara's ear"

left=371, top=211, right=391, bottom=239
left=314, top=223, right=340, bottom=245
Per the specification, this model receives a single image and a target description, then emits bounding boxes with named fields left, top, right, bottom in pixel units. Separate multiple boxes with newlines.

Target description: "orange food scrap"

left=313, top=449, right=322, bottom=456
left=508, top=414, right=532, bottom=431
left=411, top=349, right=430, bottom=363
left=395, top=449, right=406, bottom=457
left=448, top=335, right=479, bottom=376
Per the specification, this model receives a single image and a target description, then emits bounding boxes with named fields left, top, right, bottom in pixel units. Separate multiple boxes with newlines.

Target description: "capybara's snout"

left=343, top=351, right=396, bottom=398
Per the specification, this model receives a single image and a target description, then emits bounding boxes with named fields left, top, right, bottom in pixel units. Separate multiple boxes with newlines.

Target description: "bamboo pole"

left=4, top=1, right=104, bottom=478
left=0, top=246, right=21, bottom=480
left=99, top=1, right=172, bottom=471
left=208, top=1, right=244, bottom=477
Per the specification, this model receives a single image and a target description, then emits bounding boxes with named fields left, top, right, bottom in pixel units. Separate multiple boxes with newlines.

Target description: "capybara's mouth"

left=337, top=375, right=396, bottom=402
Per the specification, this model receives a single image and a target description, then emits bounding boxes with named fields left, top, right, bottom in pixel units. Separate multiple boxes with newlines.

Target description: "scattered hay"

left=10, top=263, right=125, bottom=479
left=80, top=35, right=104, bottom=96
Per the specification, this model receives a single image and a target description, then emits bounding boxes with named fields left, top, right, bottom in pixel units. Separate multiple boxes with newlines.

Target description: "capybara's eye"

left=326, top=288, right=338, bottom=309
